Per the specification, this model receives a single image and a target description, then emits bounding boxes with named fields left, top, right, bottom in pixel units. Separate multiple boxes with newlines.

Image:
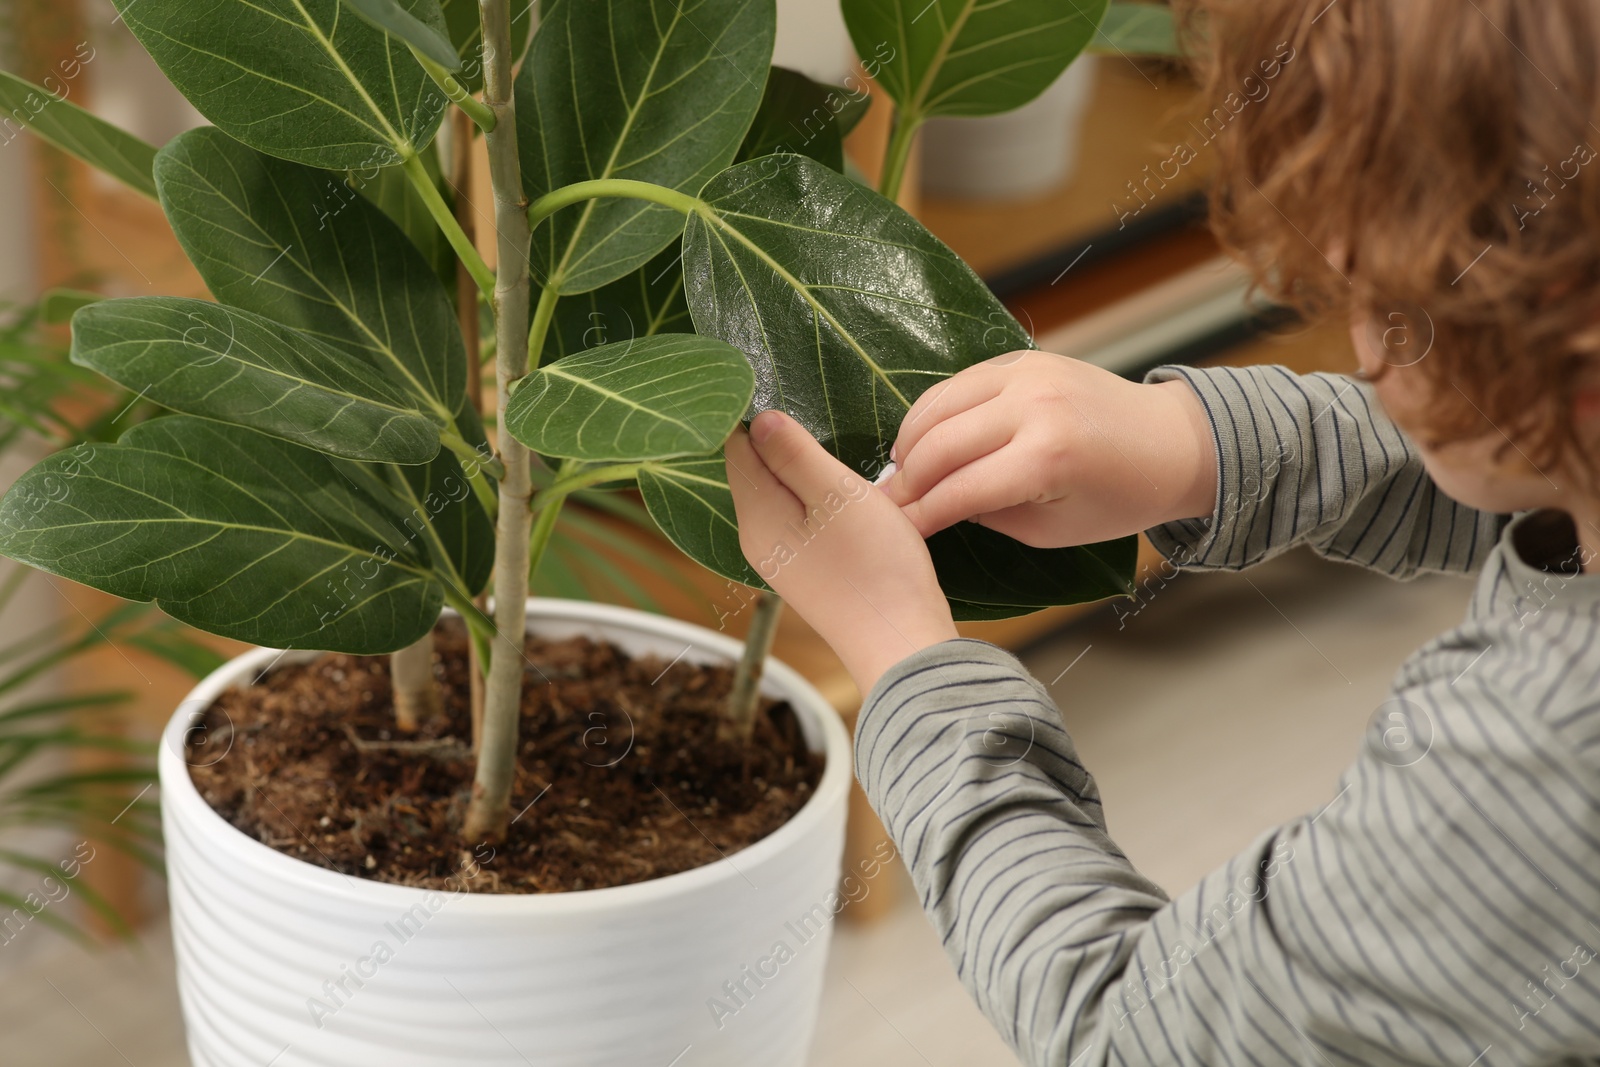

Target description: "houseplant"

left=0, top=0, right=1176, bottom=1062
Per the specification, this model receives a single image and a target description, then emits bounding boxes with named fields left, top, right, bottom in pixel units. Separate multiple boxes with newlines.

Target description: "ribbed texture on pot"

left=160, top=600, right=851, bottom=1067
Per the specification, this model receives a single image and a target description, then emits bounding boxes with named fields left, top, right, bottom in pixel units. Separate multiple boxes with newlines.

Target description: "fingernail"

left=750, top=409, right=784, bottom=445
left=890, top=442, right=899, bottom=462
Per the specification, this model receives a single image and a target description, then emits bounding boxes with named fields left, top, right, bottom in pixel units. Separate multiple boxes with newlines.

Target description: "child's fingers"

left=884, top=400, right=1013, bottom=506
left=893, top=365, right=1006, bottom=464
left=747, top=409, right=862, bottom=504
left=725, top=425, right=802, bottom=523
left=899, top=446, right=1037, bottom=538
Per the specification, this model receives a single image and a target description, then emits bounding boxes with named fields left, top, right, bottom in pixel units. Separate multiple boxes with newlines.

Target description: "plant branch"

left=723, top=590, right=783, bottom=742
left=879, top=108, right=921, bottom=203
left=389, top=634, right=441, bottom=732
left=526, top=179, right=701, bottom=234
left=527, top=283, right=559, bottom=368
left=463, top=0, right=535, bottom=846
left=451, top=106, right=490, bottom=749
left=401, top=153, right=497, bottom=300
left=410, top=48, right=498, bottom=133
left=525, top=477, right=568, bottom=591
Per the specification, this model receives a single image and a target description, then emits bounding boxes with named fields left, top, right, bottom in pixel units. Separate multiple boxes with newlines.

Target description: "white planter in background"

left=159, top=598, right=851, bottom=1067
left=775, top=0, right=854, bottom=83
left=921, top=57, right=1101, bottom=201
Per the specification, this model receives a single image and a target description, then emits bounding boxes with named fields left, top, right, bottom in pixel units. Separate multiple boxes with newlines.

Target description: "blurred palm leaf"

left=0, top=563, right=221, bottom=946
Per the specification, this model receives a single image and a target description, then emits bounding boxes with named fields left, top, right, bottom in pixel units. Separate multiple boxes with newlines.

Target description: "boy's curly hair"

left=1174, top=0, right=1600, bottom=472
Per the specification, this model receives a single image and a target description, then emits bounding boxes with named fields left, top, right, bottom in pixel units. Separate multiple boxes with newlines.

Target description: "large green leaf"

left=507, top=335, right=754, bottom=463
left=393, top=453, right=494, bottom=595
left=842, top=0, right=1108, bottom=119
left=685, top=156, right=1027, bottom=468
left=70, top=297, right=444, bottom=464
left=678, top=155, right=1136, bottom=615
left=0, top=418, right=445, bottom=654
left=927, top=526, right=1138, bottom=615
left=111, top=0, right=449, bottom=168
left=1092, top=3, right=1182, bottom=57
left=0, top=71, right=158, bottom=198
left=516, top=0, right=776, bottom=294
left=542, top=245, right=692, bottom=364
left=154, top=128, right=465, bottom=423
left=737, top=67, right=868, bottom=172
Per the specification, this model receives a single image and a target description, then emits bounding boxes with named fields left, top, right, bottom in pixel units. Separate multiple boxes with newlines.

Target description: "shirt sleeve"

left=1142, top=364, right=1505, bottom=578
left=856, top=637, right=1600, bottom=1067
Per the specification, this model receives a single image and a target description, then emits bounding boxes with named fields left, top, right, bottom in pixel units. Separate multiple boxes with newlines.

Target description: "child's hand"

left=882, top=351, right=1218, bottom=546
left=726, top=410, right=959, bottom=694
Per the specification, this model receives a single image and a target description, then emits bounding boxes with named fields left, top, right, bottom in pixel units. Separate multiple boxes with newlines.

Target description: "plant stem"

left=402, top=153, right=497, bottom=301
left=440, top=427, right=505, bottom=518
left=411, top=48, right=498, bottom=133
left=525, top=477, right=568, bottom=588
left=527, top=283, right=558, bottom=368
left=879, top=108, right=921, bottom=203
left=390, top=633, right=442, bottom=732
left=546, top=462, right=642, bottom=497
left=441, top=427, right=506, bottom=480
left=452, top=107, right=489, bottom=751
left=723, top=590, right=783, bottom=742
left=526, top=179, right=701, bottom=234
left=463, top=0, right=535, bottom=846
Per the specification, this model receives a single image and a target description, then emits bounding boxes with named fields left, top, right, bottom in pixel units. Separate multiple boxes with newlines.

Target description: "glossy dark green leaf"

left=542, top=245, right=692, bottom=364
left=842, top=0, right=1108, bottom=118
left=1092, top=3, right=1181, bottom=57
left=927, top=526, right=1138, bottom=614
left=738, top=67, right=869, bottom=171
left=154, top=128, right=466, bottom=424
left=342, top=0, right=461, bottom=70
left=686, top=156, right=1029, bottom=468
left=508, top=335, right=754, bottom=462
left=0, top=70, right=157, bottom=198
left=0, top=418, right=445, bottom=654
left=111, top=0, right=449, bottom=167
left=393, top=452, right=494, bottom=595
left=679, top=155, right=1136, bottom=614
left=70, top=297, right=443, bottom=464
left=516, top=0, right=776, bottom=294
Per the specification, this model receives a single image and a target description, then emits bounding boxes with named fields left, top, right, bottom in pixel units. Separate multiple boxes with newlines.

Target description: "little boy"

left=724, top=0, right=1600, bottom=1063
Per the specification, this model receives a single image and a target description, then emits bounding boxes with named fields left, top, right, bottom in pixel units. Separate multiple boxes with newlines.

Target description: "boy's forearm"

left=1142, top=364, right=1504, bottom=578
left=855, top=639, right=1170, bottom=1065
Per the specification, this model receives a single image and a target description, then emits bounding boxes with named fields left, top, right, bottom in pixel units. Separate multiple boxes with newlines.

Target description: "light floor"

left=0, top=548, right=1476, bottom=1067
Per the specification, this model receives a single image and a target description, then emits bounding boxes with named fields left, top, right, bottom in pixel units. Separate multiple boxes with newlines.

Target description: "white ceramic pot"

left=159, top=598, right=851, bottom=1067
left=921, top=57, right=1101, bottom=201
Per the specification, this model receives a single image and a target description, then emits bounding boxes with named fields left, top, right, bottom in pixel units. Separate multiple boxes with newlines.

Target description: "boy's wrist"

left=843, top=619, right=961, bottom=696
left=1153, top=379, right=1220, bottom=523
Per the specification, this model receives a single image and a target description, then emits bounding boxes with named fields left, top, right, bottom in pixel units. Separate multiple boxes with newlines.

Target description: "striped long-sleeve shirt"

left=855, top=364, right=1600, bottom=1067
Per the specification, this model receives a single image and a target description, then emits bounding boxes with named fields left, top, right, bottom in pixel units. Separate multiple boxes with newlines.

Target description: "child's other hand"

left=882, top=351, right=1218, bottom=546
left=726, top=410, right=958, bottom=694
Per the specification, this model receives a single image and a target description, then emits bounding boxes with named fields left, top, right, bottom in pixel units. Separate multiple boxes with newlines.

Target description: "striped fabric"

left=855, top=365, right=1600, bottom=1066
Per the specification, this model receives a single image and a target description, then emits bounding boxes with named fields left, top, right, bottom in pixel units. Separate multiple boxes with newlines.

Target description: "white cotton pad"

left=873, top=461, right=898, bottom=487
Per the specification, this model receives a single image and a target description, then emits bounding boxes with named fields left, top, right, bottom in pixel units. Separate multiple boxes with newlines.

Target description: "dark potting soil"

left=186, top=621, right=823, bottom=893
